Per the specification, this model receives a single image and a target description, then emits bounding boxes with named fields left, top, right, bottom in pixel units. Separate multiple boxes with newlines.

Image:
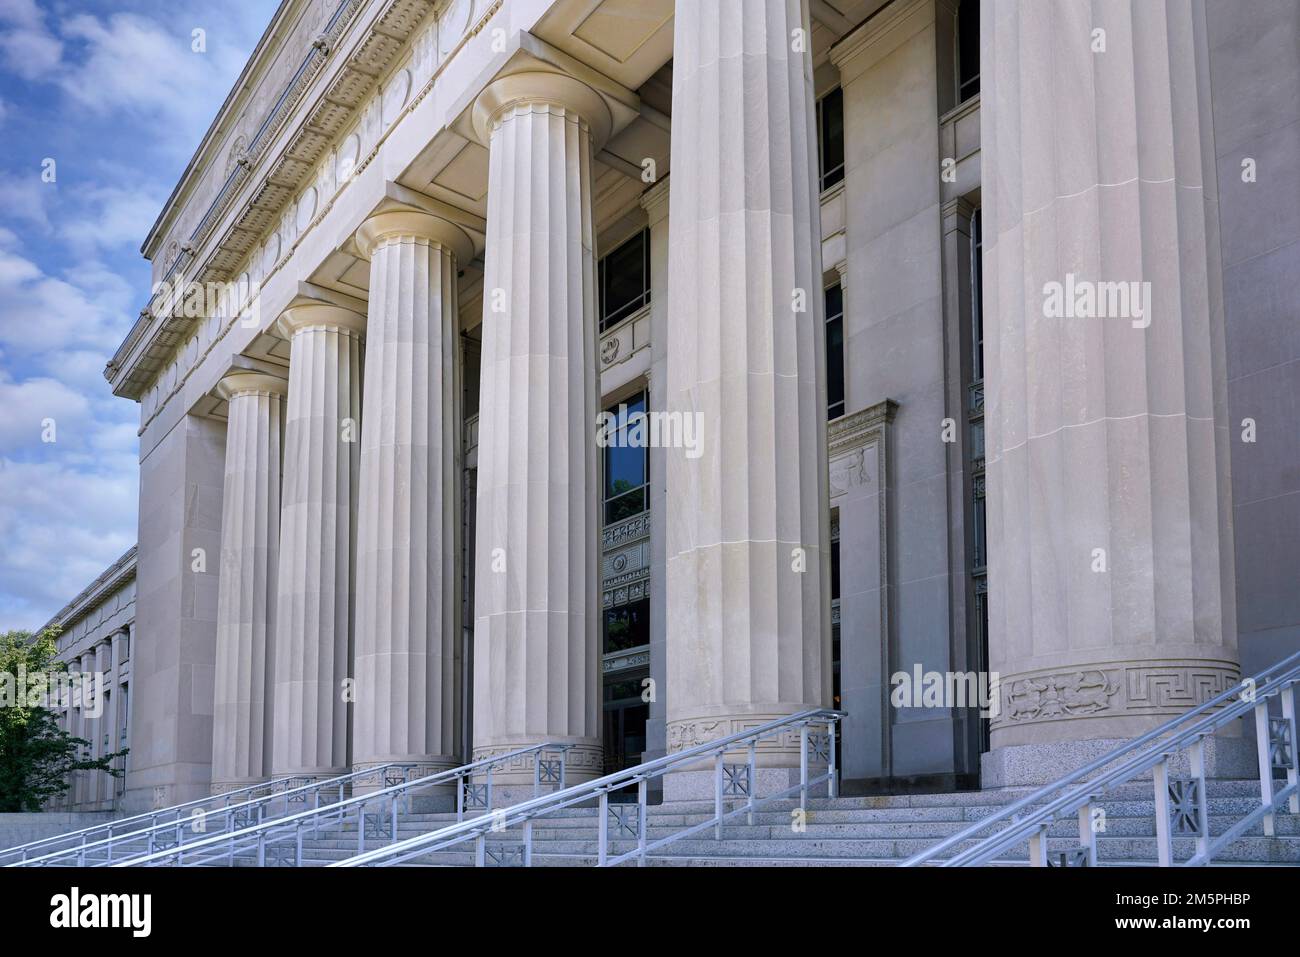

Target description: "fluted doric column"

left=981, top=0, right=1240, bottom=782
left=350, top=209, right=471, bottom=787
left=210, top=372, right=286, bottom=793
left=664, top=0, right=832, bottom=793
left=469, top=72, right=610, bottom=790
left=271, top=304, right=364, bottom=780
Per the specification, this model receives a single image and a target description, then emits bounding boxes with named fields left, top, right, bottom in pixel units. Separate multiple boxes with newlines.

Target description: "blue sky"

left=0, top=0, right=279, bottom=630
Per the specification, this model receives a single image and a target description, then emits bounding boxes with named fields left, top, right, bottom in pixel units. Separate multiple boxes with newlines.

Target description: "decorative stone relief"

left=994, top=661, right=1240, bottom=728
left=439, top=0, right=472, bottom=57
left=296, top=186, right=318, bottom=231
left=382, top=68, right=411, bottom=126
left=829, top=447, right=866, bottom=496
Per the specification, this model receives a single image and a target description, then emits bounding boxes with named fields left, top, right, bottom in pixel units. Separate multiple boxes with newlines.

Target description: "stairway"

left=219, top=779, right=1300, bottom=867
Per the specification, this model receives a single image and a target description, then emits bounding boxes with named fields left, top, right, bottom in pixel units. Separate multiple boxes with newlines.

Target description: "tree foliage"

left=0, top=629, right=128, bottom=812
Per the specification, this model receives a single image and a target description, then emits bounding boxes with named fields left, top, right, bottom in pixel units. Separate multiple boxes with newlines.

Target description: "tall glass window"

left=831, top=533, right=842, bottom=710
left=966, top=206, right=988, bottom=752
left=603, top=391, right=649, bottom=523
left=825, top=283, right=846, bottom=420
left=816, top=87, right=845, bottom=192
left=598, top=228, right=651, bottom=331
left=957, top=0, right=980, bottom=102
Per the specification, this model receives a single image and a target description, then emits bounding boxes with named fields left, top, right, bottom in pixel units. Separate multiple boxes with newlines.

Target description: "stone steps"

left=62, top=776, right=1299, bottom=867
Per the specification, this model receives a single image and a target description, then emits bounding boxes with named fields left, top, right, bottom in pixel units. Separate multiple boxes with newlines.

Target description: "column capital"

left=829, top=0, right=934, bottom=83
left=471, top=70, right=613, bottom=148
left=215, top=371, right=288, bottom=402
left=640, top=176, right=670, bottom=225
left=355, top=208, right=474, bottom=264
left=276, top=301, right=366, bottom=340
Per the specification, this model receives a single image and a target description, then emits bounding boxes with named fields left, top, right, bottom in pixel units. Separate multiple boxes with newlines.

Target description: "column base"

left=210, top=777, right=270, bottom=798
left=350, top=758, right=458, bottom=802
left=980, top=736, right=1258, bottom=789
left=662, top=766, right=831, bottom=803
left=469, top=740, right=604, bottom=807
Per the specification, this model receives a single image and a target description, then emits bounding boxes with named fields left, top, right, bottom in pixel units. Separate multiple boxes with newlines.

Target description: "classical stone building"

left=52, top=0, right=1299, bottom=812
left=39, top=548, right=135, bottom=811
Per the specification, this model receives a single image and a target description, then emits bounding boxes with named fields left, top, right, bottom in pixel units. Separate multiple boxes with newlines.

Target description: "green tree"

left=0, top=628, right=128, bottom=812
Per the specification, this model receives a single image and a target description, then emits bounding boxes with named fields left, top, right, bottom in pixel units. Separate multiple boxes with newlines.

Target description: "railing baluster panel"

left=1281, top=685, right=1299, bottom=814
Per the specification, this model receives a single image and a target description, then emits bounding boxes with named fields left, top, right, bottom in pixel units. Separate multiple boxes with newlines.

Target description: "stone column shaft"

left=351, top=210, right=468, bottom=785
left=211, top=372, right=286, bottom=791
left=272, top=306, right=364, bottom=779
left=664, top=0, right=832, bottom=788
left=470, top=72, right=609, bottom=788
left=982, top=0, right=1239, bottom=776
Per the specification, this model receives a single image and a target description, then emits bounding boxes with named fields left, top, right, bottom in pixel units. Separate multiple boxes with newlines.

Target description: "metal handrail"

left=0, top=770, right=313, bottom=865
left=110, top=743, right=571, bottom=867
left=903, top=649, right=1300, bottom=867
left=333, top=708, right=846, bottom=868
left=9, top=762, right=418, bottom=867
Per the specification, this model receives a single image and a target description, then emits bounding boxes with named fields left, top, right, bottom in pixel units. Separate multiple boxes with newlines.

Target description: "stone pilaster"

left=350, top=210, right=471, bottom=788
left=210, top=372, right=286, bottom=792
left=664, top=0, right=833, bottom=794
left=82, top=650, right=98, bottom=806
left=270, top=304, right=365, bottom=781
left=641, top=178, right=670, bottom=770
left=469, top=72, right=610, bottom=789
left=981, top=0, right=1241, bottom=784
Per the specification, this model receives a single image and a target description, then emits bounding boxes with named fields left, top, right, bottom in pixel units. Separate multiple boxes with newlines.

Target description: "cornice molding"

left=37, top=546, right=138, bottom=636
left=109, top=0, right=440, bottom=401
left=829, top=0, right=934, bottom=83
left=828, top=398, right=899, bottom=457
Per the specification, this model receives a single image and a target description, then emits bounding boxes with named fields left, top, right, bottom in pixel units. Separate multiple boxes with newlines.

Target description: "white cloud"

left=0, top=170, right=53, bottom=231
left=0, top=0, right=280, bottom=629
left=60, top=184, right=168, bottom=254
left=0, top=456, right=137, bottom=629
left=0, top=0, right=62, bottom=81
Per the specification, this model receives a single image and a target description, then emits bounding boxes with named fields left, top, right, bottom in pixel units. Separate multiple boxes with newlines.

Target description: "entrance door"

left=602, top=671, right=649, bottom=778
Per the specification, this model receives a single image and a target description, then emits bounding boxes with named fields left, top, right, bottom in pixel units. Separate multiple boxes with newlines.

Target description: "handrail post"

left=357, top=803, right=366, bottom=854
left=1027, top=825, right=1048, bottom=866
left=533, top=751, right=542, bottom=798
left=524, top=819, right=534, bottom=867
left=1153, top=758, right=1173, bottom=866
left=1076, top=801, right=1097, bottom=867
left=257, top=830, right=266, bottom=867
left=391, top=794, right=398, bottom=844
left=457, top=772, right=465, bottom=822
left=1254, top=700, right=1276, bottom=836
left=296, top=823, right=304, bottom=866
left=1188, top=740, right=1211, bottom=864
left=828, top=719, right=839, bottom=800
left=598, top=791, right=609, bottom=866
left=486, top=766, right=494, bottom=815
left=1281, top=685, right=1299, bottom=814
left=634, top=780, right=644, bottom=868
left=747, top=740, right=757, bottom=826
left=714, top=752, right=724, bottom=841
left=799, top=724, right=809, bottom=813
left=475, top=832, right=486, bottom=867
left=560, top=749, right=567, bottom=791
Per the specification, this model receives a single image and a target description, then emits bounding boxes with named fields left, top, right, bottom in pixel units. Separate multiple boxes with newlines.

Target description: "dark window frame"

left=957, top=0, right=980, bottom=103
left=825, top=283, right=846, bottom=420
left=598, top=228, right=652, bottom=332
left=816, top=87, right=845, bottom=193
left=602, top=390, right=650, bottom=524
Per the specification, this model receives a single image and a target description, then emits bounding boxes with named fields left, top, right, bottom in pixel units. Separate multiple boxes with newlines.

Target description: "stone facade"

left=37, top=0, right=1297, bottom=808
left=38, top=549, right=135, bottom=811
